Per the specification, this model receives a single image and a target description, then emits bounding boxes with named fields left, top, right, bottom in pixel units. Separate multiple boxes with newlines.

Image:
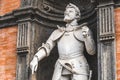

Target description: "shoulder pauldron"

left=73, top=23, right=88, bottom=42
left=51, top=29, right=65, bottom=41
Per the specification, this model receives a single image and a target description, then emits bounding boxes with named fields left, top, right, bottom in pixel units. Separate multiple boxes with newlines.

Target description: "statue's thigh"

left=52, top=62, right=63, bottom=80
left=72, top=74, right=88, bottom=80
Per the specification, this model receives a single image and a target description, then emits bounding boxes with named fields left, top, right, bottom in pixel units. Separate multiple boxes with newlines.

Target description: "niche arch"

left=34, top=0, right=98, bottom=80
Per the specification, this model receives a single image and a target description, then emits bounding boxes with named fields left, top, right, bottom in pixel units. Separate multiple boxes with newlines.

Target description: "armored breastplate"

left=57, top=31, right=84, bottom=59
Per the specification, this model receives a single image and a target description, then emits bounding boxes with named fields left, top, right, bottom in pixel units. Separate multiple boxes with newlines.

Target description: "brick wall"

left=0, top=0, right=20, bottom=16
left=0, top=26, right=18, bottom=80
left=115, top=8, right=120, bottom=80
left=0, top=0, right=20, bottom=80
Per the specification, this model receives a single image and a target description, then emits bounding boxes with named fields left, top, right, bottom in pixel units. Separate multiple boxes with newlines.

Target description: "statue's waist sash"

left=57, top=55, right=89, bottom=75
left=59, top=52, right=83, bottom=60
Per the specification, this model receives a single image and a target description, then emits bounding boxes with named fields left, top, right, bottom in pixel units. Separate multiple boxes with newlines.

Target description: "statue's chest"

left=57, top=31, right=82, bottom=47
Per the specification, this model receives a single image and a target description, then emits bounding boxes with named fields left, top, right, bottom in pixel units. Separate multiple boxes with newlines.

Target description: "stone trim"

left=97, top=1, right=116, bottom=80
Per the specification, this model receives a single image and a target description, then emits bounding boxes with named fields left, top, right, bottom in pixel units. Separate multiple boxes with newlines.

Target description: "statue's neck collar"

left=58, top=23, right=87, bottom=32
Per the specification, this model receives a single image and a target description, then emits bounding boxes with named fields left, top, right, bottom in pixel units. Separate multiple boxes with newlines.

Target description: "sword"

left=89, top=70, right=92, bottom=80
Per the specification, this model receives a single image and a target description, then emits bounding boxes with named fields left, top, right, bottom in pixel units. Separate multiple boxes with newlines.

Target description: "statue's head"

left=64, top=3, right=81, bottom=23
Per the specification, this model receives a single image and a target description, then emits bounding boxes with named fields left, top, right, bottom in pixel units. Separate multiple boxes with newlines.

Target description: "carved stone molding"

left=96, top=0, right=114, bottom=5
left=17, top=22, right=30, bottom=54
left=97, top=1, right=116, bottom=80
left=20, top=0, right=38, bottom=8
left=96, top=0, right=120, bottom=7
left=30, top=0, right=97, bottom=28
left=98, top=6, right=115, bottom=41
left=98, top=41, right=116, bottom=80
left=0, top=13, right=17, bottom=28
left=0, top=0, right=97, bottom=29
left=16, top=22, right=31, bottom=80
left=16, top=19, right=45, bottom=80
left=16, top=54, right=28, bottom=80
left=114, top=0, right=120, bottom=7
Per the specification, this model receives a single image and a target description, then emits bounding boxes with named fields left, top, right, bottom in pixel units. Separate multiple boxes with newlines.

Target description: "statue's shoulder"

left=52, top=28, right=64, bottom=34
left=80, top=22, right=87, bottom=27
left=73, top=23, right=88, bottom=42
left=78, top=22, right=88, bottom=29
left=50, top=28, right=65, bottom=41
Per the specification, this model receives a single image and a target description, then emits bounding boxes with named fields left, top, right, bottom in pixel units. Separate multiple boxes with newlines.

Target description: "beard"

left=64, top=15, right=73, bottom=23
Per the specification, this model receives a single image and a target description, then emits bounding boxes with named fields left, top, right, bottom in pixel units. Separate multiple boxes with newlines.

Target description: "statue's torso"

left=47, top=24, right=92, bottom=75
left=57, top=31, right=84, bottom=59
left=56, top=31, right=89, bottom=75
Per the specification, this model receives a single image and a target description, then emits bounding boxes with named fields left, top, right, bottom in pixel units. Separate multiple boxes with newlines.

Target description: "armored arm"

left=30, top=31, right=56, bottom=74
left=82, top=26, right=96, bottom=55
left=30, top=29, right=64, bottom=74
left=35, top=34, right=56, bottom=61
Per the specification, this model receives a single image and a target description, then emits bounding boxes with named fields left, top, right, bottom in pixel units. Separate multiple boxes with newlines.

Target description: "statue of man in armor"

left=30, top=3, right=96, bottom=80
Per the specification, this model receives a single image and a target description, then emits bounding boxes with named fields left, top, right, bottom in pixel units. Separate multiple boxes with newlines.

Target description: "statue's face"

left=64, top=8, right=77, bottom=23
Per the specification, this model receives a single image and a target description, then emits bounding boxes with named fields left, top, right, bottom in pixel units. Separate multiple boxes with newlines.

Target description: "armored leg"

left=52, top=61, right=63, bottom=80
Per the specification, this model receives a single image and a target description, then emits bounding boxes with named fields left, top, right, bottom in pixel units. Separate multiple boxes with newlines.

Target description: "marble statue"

left=30, top=3, right=96, bottom=80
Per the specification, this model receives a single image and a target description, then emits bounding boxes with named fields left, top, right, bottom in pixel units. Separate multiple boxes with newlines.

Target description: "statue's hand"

left=30, top=57, right=38, bottom=74
left=82, top=26, right=89, bottom=38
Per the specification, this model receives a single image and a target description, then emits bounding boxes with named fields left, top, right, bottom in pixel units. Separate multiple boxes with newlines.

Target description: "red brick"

left=0, top=0, right=20, bottom=16
left=0, top=26, right=18, bottom=80
left=115, top=8, right=120, bottom=80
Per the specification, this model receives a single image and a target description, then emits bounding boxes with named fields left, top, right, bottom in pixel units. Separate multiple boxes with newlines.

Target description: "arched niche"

left=31, top=0, right=98, bottom=80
